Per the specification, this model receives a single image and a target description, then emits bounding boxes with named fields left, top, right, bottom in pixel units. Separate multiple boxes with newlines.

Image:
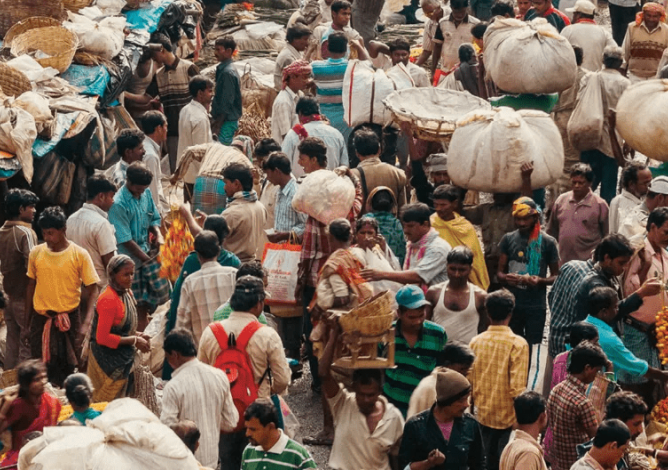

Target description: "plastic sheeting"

left=125, top=0, right=174, bottom=32
left=60, top=65, right=111, bottom=97
left=33, top=112, right=80, bottom=158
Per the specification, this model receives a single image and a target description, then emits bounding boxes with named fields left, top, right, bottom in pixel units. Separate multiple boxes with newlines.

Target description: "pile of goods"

left=483, top=17, right=578, bottom=94
left=218, top=3, right=256, bottom=28
left=656, top=306, right=668, bottom=365
left=292, top=169, right=355, bottom=225
left=447, top=107, right=564, bottom=192
left=616, top=79, right=668, bottom=161
left=158, top=208, right=194, bottom=282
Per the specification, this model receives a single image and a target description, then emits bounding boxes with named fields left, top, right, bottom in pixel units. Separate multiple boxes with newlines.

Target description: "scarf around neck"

left=227, top=190, right=258, bottom=206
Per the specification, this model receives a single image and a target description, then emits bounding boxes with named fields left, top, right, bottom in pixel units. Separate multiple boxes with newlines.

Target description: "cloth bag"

left=292, top=169, right=355, bottom=225
left=567, top=72, right=605, bottom=151
left=526, top=343, right=549, bottom=392
left=262, top=239, right=302, bottom=306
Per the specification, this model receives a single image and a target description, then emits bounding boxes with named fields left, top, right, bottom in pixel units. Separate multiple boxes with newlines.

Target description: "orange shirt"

left=95, top=286, right=126, bottom=349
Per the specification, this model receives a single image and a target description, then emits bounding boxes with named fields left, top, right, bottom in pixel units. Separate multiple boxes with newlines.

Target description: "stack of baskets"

left=339, top=290, right=394, bottom=337
left=10, top=25, right=78, bottom=74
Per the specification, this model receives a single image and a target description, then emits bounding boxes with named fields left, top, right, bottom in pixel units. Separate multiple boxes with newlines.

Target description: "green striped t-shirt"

left=384, top=320, right=447, bottom=417
left=241, top=431, right=316, bottom=470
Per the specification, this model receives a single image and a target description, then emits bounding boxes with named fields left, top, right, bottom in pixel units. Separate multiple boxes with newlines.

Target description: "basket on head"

left=0, top=62, right=32, bottom=97
left=339, top=311, right=394, bottom=336
left=0, top=0, right=63, bottom=38
left=3, top=16, right=62, bottom=49
left=62, top=0, right=93, bottom=12
left=349, top=290, right=393, bottom=318
left=10, top=26, right=78, bottom=74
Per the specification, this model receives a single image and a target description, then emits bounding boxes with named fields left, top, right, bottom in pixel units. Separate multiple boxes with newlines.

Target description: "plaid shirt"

left=469, top=325, right=529, bottom=429
left=275, top=177, right=307, bottom=236
left=384, top=320, right=447, bottom=417
left=548, top=260, right=594, bottom=358
left=547, top=375, right=599, bottom=470
left=299, top=173, right=362, bottom=287
left=176, top=261, right=238, bottom=345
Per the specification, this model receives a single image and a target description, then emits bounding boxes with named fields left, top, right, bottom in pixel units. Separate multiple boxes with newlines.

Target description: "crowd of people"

left=1, top=0, right=668, bottom=468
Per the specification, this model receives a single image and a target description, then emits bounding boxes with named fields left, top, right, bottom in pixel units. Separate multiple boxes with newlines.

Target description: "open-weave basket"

left=340, top=312, right=394, bottom=336
left=3, top=16, right=61, bottom=49
left=0, top=62, right=32, bottom=97
left=62, top=0, right=93, bottom=12
left=350, top=290, right=393, bottom=318
left=0, top=0, right=63, bottom=38
left=11, top=26, right=78, bottom=74
left=383, top=88, right=491, bottom=142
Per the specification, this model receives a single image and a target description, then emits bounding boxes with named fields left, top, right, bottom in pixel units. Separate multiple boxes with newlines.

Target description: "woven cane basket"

left=62, top=0, right=93, bottom=12
left=0, top=62, right=31, bottom=97
left=11, top=26, right=78, bottom=74
left=3, top=16, right=61, bottom=48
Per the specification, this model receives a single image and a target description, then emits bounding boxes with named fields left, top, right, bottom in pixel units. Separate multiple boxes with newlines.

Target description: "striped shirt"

left=160, top=359, right=239, bottom=468
left=153, top=57, right=200, bottom=136
left=547, top=259, right=594, bottom=358
left=311, top=57, right=347, bottom=106
left=176, top=260, right=238, bottom=346
left=274, top=177, right=306, bottom=236
left=384, top=320, right=447, bottom=417
left=241, top=429, right=316, bottom=470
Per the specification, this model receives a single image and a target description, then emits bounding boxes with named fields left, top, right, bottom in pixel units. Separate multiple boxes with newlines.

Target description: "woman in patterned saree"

left=88, top=255, right=151, bottom=402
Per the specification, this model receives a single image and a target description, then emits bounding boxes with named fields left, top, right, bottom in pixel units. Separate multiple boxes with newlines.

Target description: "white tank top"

left=432, top=281, right=480, bottom=344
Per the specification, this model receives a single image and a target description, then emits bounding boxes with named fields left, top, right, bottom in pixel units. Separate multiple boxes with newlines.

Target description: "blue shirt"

left=108, top=185, right=161, bottom=260
left=274, top=177, right=307, bottom=235
left=585, top=315, right=648, bottom=378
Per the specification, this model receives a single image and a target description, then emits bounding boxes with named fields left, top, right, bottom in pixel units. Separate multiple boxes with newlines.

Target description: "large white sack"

left=616, top=79, right=668, bottom=161
left=14, top=92, right=52, bottom=123
left=64, top=14, right=125, bottom=60
left=567, top=72, right=605, bottom=151
left=447, top=107, right=564, bottom=192
left=25, top=398, right=200, bottom=470
left=0, top=106, right=37, bottom=183
left=483, top=17, right=577, bottom=94
left=343, top=60, right=414, bottom=127
left=292, top=169, right=355, bottom=225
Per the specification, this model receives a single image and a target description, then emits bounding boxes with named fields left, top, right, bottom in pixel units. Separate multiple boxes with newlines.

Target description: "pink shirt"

left=623, top=237, right=668, bottom=324
left=437, top=420, right=454, bottom=441
left=548, top=191, right=609, bottom=266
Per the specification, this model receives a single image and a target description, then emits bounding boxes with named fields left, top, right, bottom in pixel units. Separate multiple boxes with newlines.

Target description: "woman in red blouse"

left=88, top=255, right=151, bottom=402
left=0, top=360, right=60, bottom=469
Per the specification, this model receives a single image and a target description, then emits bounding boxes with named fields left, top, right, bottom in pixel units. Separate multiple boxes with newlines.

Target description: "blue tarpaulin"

left=60, top=65, right=111, bottom=97
left=33, top=112, right=81, bottom=158
left=125, top=0, right=174, bottom=32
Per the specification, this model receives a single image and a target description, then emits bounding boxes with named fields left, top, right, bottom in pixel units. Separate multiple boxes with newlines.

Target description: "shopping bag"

left=527, top=343, right=548, bottom=392
left=586, top=372, right=620, bottom=423
left=262, top=239, right=302, bottom=306
left=567, top=71, right=605, bottom=151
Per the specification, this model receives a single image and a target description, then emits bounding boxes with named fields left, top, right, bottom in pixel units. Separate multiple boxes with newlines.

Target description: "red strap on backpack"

left=210, top=321, right=263, bottom=352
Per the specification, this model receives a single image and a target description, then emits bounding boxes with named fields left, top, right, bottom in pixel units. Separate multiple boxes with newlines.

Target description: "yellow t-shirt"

left=27, top=242, right=100, bottom=315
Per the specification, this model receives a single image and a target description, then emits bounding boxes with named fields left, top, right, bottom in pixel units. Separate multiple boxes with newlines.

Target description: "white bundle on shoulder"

left=292, top=169, right=355, bottom=225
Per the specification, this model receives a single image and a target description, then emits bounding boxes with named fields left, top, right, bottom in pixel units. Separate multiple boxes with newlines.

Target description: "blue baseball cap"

left=396, top=285, right=430, bottom=309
